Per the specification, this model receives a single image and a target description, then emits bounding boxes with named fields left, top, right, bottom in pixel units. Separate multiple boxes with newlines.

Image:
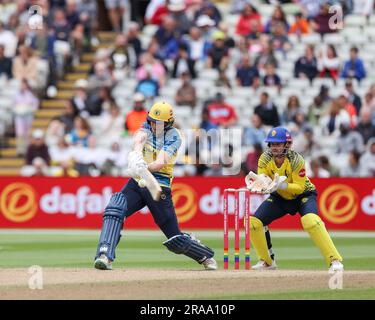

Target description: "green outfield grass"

left=0, top=229, right=375, bottom=270
left=1, top=230, right=375, bottom=299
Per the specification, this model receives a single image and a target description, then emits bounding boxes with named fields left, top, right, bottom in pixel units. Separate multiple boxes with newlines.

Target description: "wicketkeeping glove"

left=264, top=173, right=288, bottom=193
left=245, top=171, right=273, bottom=194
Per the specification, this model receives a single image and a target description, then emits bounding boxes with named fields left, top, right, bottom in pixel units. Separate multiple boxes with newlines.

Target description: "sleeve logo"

left=299, top=168, right=306, bottom=177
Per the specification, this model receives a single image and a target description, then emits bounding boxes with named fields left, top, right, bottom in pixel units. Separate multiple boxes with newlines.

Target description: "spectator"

left=236, top=54, right=260, bottom=88
left=0, top=22, right=17, bottom=58
left=175, top=71, right=197, bottom=108
left=13, top=79, right=39, bottom=156
left=196, top=14, right=217, bottom=42
left=356, top=108, right=375, bottom=144
left=254, top=41, right=278, bottom=73
left=217, top=22, right=236, bottom=49
left=45, top=119, right=65, bottom=148
left=282, top=95, right=302, bottom=125
left=87, top=61, right=114, bottom=91
left=135, top=65, right=160, bottom=99
left=87, top=86, right=113, bottom=116
left=362, top=92, right=374, bottom=112
left=172, top=43, right=196, bottom=79
left=153, top=15, right=180, bottom=60
left=53, top=159, right=80, bottom=177
left=25, top=129, right=51, bottom=166
left=311, top=3, right=339, bottom=35
left=254, top=92, right=280, bottom=127
left=309, top=158, right=330, bottom=178
left=12, top=45, right=39, bottom=89
left=145, top=0, right=168, bottom=25
left=318, top=45, right=340, bottom=81
left=71, top=79, right=89, bottom=117
left=184, top=26, right=211, bottom=63
left=242, top=114, right=267, bottom=148
left=265, top=5, right=289, bottom=34
left=294, top=44, right=318, bottom=82
left=104, top=0, right=127, bottom=32
left=289, top=12, right=310, bottom=35
left=136, top=52, right=166, bottom=87
left=319, top=99, right=350, bottom=138
left=263, top=63, right=282, bottom=91
left=206, top=93, right=237, bottom=127
left=344, top=79, right=362, bottom=114
left=341, top=46, right=366, bottom=82
left=270, top=22, right=292, bottom=54
left=68, top=116, right=91, bottom=147
left=337, top=94, right=358, bottom=129
left=125, top=93, right=148, bottom=135
left=235, top=3, right=263, bottom=37
left=168, top=0, right=192, bottom=35
left=206, top=30, right=230, bottom=71
left=50, top=137, right=74, bottom=167
left=360, top=138, right=375, bottom=176
left=244, top=142, right=263, bottom=172
left=307, top=85, right=332, bottom=125
left=293, top=125, right=318, bottom=158
left=110, top=34, right=137, bottom=75
left=29, top=157, right=50, bottom=177
left=339, top=150, right=364, bottom=177
left=96, top=102, right=124, bottom=147
left=0, top=44, right=12, bottom=79
left=318, top=155, right=340, bottom=177
left=195, top=1, right=222, bottom=26
left=336, top=123, right=364, bottom=154
left=50, top=8, right=72, bottom=77
left=127, top=22, right=143, bottom=60
left=200, top=108, right=218, bottom=132
left=101, top=141, right=127, bottom=176
left=59, top=100, right=76, bottom=134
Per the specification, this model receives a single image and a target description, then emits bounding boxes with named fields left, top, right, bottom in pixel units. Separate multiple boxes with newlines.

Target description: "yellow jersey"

left=258, top=149, right=315, bottom=200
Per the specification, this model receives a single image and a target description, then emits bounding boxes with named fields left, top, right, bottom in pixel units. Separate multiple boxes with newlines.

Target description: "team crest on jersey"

left=301, top=197, right=308, bottom=203
left=271, top=130, right=276, bottom=136
left=299, top=168, right=306, bottom=177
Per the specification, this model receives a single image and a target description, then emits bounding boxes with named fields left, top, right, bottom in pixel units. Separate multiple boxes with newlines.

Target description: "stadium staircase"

left=0, top=32, right=116, bottom=176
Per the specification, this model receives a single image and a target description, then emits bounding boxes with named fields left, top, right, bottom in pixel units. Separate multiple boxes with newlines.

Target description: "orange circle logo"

left=319, top=184, right=358, bottom=224
left=0, top=183, right=37, bottom=223
left=172, top=183, right=197, bottom=223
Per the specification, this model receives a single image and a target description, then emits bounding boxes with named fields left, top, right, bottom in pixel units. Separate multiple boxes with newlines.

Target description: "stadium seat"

left=301, top=33, right=321, bottom=45
left=344, top=15, right=367, bottom=27
left=323, top=33, right=344, bottom=45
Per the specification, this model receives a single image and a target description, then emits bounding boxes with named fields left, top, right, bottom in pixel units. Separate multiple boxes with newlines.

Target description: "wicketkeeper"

left=94, top=101, right=217, bottom=270
left=246, top=127, right=343, bottom=272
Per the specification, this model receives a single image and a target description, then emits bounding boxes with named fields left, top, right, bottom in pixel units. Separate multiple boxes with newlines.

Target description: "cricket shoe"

left=94, top=254, right=113, bottom=270
left=251, top=259, right=277, bottom=270
left=202, top=257, right=218, bottom=270
left=329, top=260, right=344, bottom=272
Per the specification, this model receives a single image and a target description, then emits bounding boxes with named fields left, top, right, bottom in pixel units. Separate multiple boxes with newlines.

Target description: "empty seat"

left=323, top=33, right=344, bottom=45
left=344, top=14, right=367, bottom=27
left=301, top=33, right=322, bottom=45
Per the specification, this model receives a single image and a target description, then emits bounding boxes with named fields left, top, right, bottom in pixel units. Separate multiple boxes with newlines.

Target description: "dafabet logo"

left=172, top=183, right=197, bottom=223
left=0, top=183, right=37, bottom=223
left=319, top=184, right=358, bottom=224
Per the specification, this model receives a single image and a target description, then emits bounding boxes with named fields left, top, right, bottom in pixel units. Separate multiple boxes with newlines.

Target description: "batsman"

left=94, top=101, right=217, bottom=270
left=246, top=127, right=343, bottom=272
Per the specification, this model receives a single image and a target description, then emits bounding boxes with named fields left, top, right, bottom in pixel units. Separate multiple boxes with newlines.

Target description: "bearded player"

left=246, top=127, right=343, bottom=272
left=94, top=101, right=217, bottom=270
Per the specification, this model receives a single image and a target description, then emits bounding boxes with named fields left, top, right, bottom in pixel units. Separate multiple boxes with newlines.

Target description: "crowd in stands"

left=1, top=0, right=374, bottom=178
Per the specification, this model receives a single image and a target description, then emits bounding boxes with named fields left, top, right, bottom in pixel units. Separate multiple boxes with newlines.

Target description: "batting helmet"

left=265, top=127, right=292, bottom=144
left=147, top=101, right=175, bottom=129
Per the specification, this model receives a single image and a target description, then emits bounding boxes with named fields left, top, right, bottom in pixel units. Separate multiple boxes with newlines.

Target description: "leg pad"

left=163, top=233, right=214, bottom=263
